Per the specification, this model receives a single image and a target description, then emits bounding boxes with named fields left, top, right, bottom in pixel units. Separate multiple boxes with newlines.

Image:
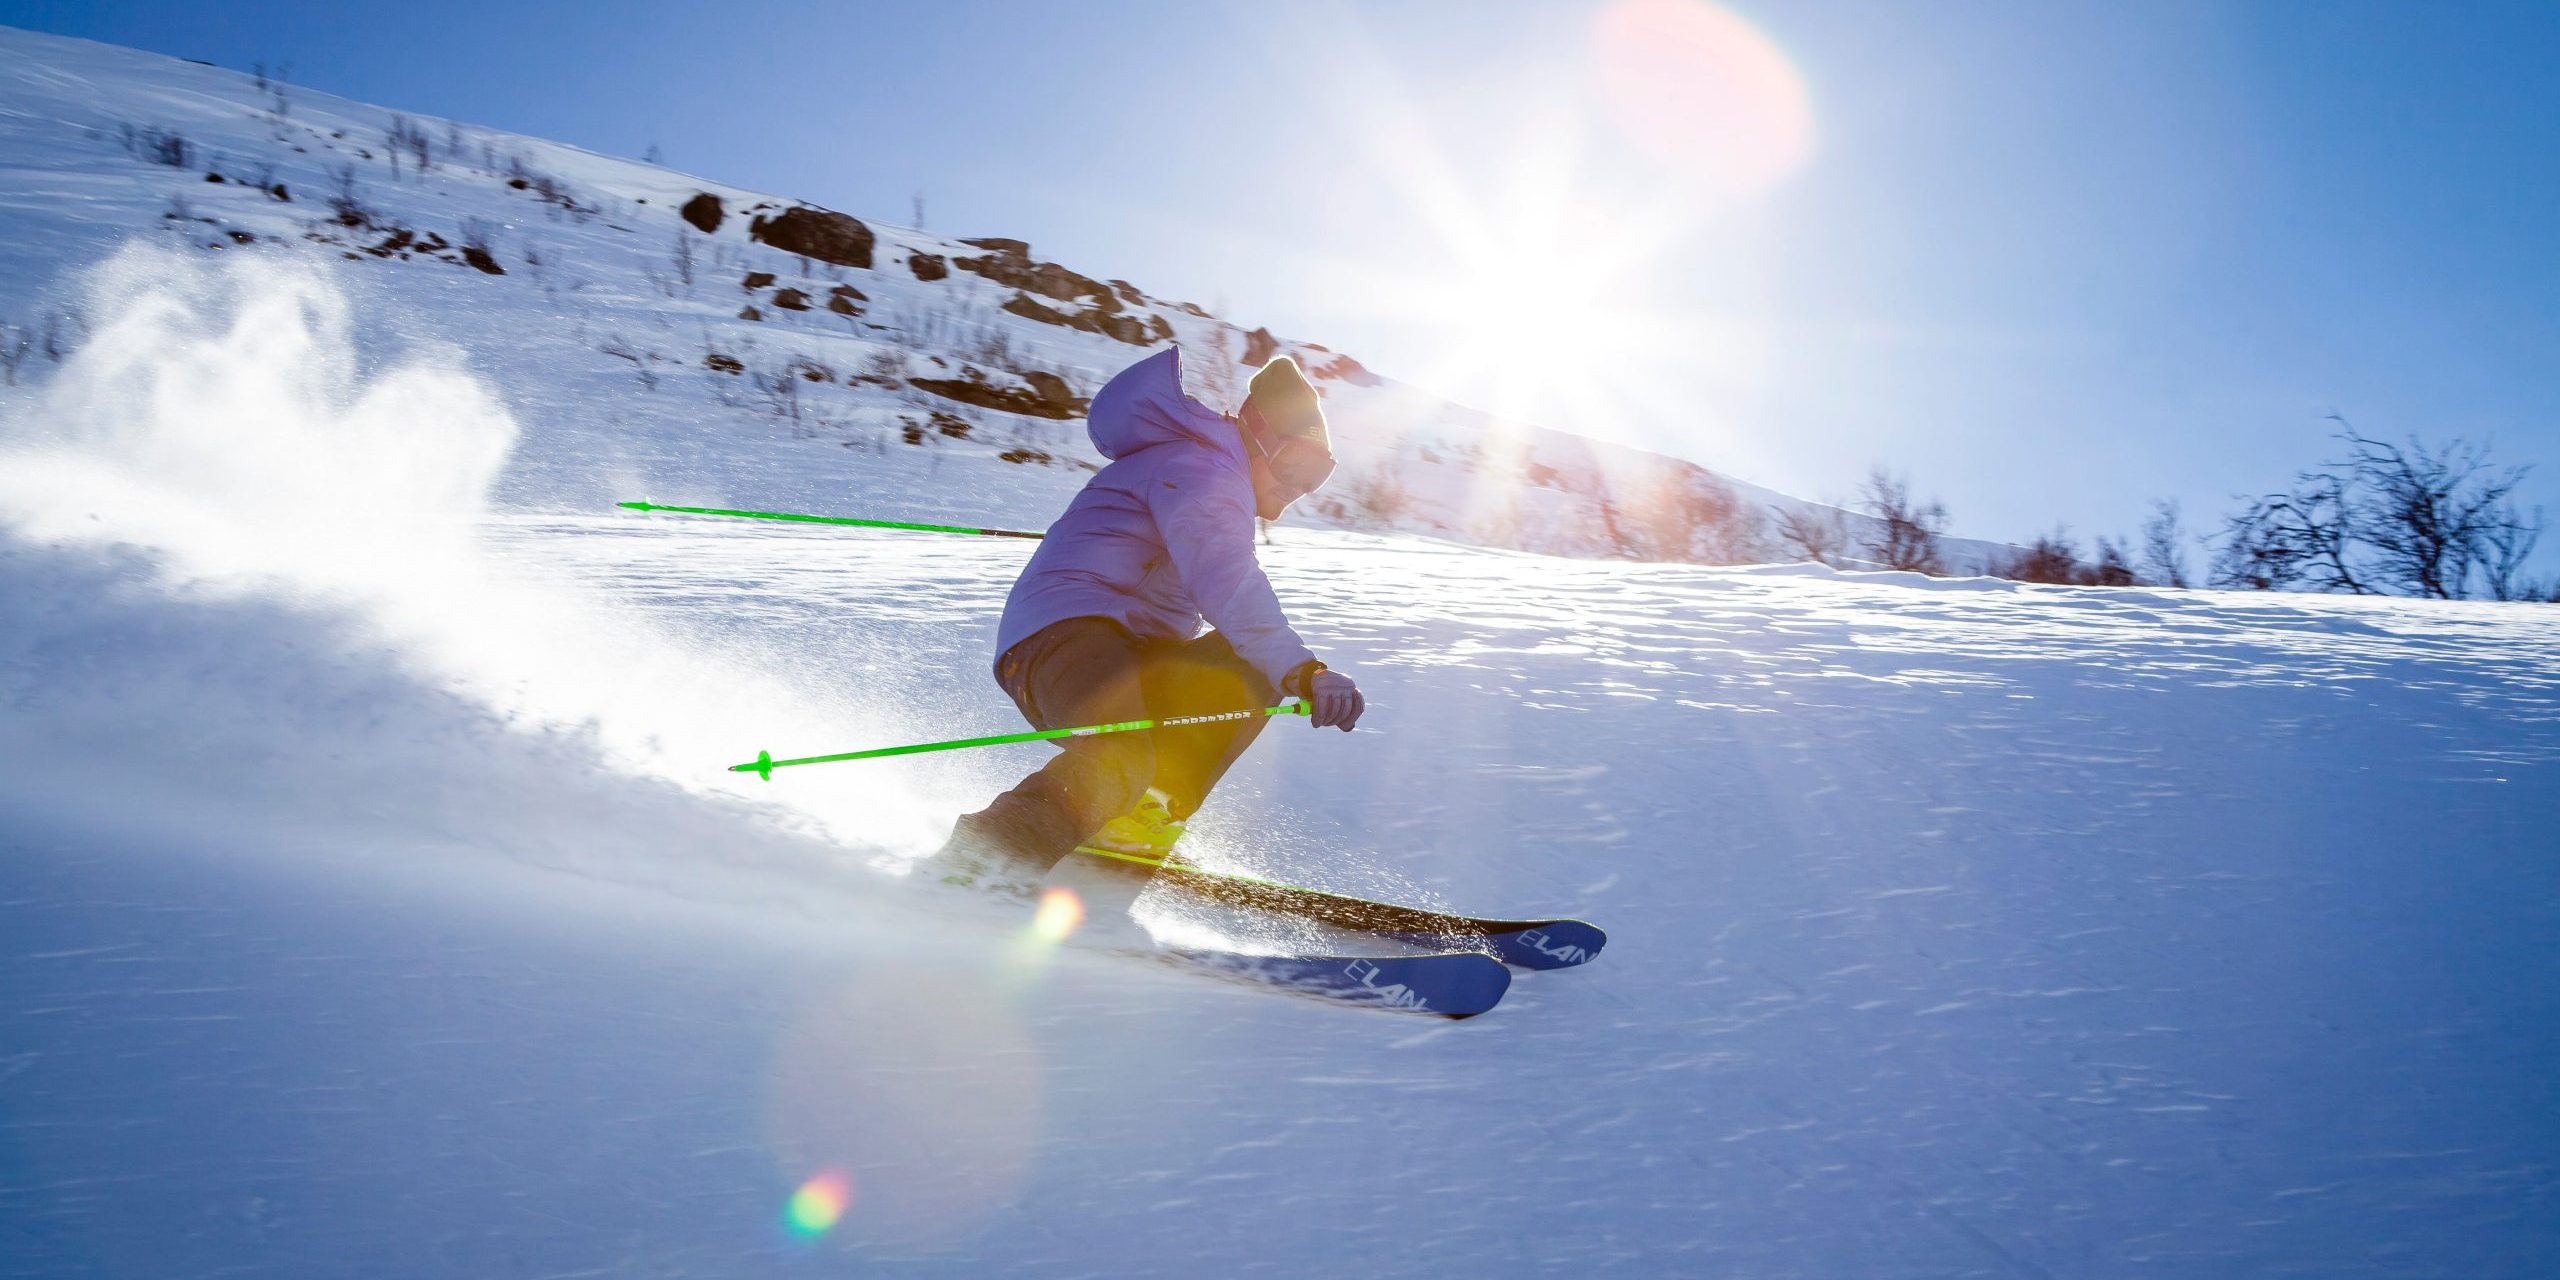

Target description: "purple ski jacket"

left=994, top=349, right=1317, bottom=689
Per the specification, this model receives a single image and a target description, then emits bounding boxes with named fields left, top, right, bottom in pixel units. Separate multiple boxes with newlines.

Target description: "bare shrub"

left=387, top=114, right=432, bottom=173
left=2140, top=499, right=2192, bottom=588
left=854, top=349, right=906, bottom=385
left=960, top=321, right=1017, bottom=369
left=1991, top=530, right=2083, bottom=584
left=599, top=334, right=659, bottom=391
left=326, top=162, right=372, bottom=227
left=2085, top=536, right=2138, bottom=586
left=1343, top=467, right=1411, bottom=523
left=1772, top=505, right=1850, bottom=567
left=1628, top=470, right=1764, bottom=563
left=119, top=123, right=192, bottom=168
left=1858, top=468, right=1949, bottom=574
left=670, top=231, right=696, bottom=288
left=2212, top=419, right=2541, bottom=599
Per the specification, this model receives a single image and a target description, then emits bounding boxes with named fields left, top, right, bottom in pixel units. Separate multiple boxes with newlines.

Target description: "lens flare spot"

left=1031, top=885, right=1086, bottom=942
left=1590, top=0, right=1816, bottom=192
left=786, top=1168, right=853, bottom=1238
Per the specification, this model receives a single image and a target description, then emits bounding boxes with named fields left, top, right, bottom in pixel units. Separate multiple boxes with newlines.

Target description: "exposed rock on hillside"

left=1001, top=291, right=1165, bottom=347
left=910, top=364, right=1088, bottom=419
left=679, top=192, right=723, bottom=233
left=747, top=205, right=874, bottom=269
left=1240, top=327, right=1279, bottom=367
left=1311, top=352, right=1381, bottom=387
left=954, top=239, right=1116, bottom=311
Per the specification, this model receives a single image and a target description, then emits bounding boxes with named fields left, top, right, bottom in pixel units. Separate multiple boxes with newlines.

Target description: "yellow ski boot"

left=1086, top=787, right=1187, bottom=862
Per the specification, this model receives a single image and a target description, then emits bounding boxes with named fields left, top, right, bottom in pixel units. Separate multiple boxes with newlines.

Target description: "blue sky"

left=6, top=0, right=2555, bottom=558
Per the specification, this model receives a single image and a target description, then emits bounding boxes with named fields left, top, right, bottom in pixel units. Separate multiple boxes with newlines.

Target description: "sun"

left=1313, top=0, right=1813, bottom=442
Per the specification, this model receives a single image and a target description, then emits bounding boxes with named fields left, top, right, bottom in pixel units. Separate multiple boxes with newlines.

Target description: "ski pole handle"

left=731, top=702, right=1311, bottom=780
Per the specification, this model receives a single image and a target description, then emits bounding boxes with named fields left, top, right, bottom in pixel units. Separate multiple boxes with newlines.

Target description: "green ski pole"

left=731, top=702, right=1312, bottom=781
left=619, top=500, right=1043, bottom=540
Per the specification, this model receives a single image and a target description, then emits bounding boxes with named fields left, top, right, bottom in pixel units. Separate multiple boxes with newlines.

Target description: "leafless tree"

left=2213, top=420, right=2541, bottom=600
left=2345, top=427, right=2534, bottom=599
left=2478, top=510, right=2544, bottom=602
left=2140, top=499, right=2192, bottom=587
left=1771, top=504, right=1850, bottom=567
left=1858, top=467, right=1949, bottom=574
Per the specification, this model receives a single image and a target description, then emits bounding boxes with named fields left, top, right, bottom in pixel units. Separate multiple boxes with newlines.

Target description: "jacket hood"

left=1086, top=349, right=1244, bottom=464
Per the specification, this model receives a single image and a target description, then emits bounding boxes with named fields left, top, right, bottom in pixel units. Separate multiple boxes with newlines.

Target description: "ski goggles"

left=1251, top=431, right=1337, bottom=495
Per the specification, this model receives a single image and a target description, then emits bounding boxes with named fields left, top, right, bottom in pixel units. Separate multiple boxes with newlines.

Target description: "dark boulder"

left=748, top=205, right=874, bottom=270
left=680, top=192, right=724, bottom=234
left=770, top=288, right=810, bottom=311
left=1000, top=292, right=1158, bottom=347
left=743, top=271, right=775, bottom=290
left=908, top=252, right=947, bottom=282
left=955, top=246, right=1117, bottom=310
left=1240, top=327, right=1280, bottom=368
left=909, top=365, right=1089, bottom=420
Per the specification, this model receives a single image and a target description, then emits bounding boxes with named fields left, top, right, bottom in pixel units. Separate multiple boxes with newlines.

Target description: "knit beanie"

left=1244, top=357, right=1331, bottom=456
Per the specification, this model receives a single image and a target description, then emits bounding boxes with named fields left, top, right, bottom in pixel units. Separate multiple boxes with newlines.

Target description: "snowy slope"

left=5, top=24, right=2560, bottom=1280
left=0, top=22, right=1989, bottom=570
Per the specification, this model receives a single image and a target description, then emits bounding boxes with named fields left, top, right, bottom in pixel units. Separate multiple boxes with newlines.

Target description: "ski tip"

left=1488, top=919, right=1607, bottom=970
left=1441, top=954, right=1512, bottom=1019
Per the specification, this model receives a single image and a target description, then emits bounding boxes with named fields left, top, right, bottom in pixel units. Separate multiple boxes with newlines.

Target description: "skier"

left=930, top=347, right=1364, bottom=893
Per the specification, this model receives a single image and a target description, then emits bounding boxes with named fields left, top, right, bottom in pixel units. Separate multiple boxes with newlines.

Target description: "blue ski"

left=1072, top=846, right=1607, bottom=971
left=1157, top=947, right=1511, bottom=1018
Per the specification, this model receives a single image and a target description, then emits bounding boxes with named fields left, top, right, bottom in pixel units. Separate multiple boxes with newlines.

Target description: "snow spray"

left=0, top=244, right=943, bottom=851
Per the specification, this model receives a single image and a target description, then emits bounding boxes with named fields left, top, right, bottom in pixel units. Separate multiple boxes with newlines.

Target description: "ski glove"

left=1306, top=669, right=1364, bottom=732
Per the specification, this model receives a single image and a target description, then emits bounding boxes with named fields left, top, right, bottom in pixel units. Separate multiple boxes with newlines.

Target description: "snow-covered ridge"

left=0, top=22, right=1981, bottom=567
